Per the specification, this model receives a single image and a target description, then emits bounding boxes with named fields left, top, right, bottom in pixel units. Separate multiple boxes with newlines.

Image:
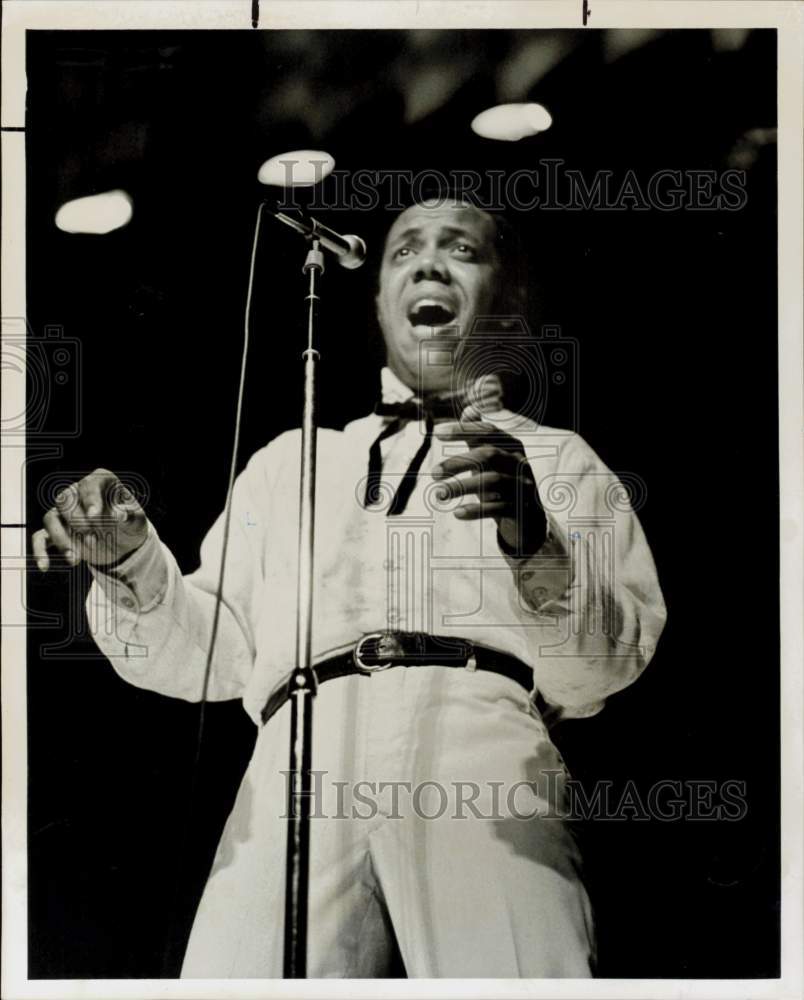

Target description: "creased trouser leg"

left=368, top=810, right=594, bottom=977
left=181, top=668, right=595, bottom=978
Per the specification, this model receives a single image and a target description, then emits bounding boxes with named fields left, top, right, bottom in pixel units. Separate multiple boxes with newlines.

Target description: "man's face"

left=376, top=200, right=500, bottom=394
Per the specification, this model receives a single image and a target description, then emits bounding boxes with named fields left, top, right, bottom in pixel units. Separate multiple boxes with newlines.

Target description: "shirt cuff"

left=88, top=521, right=169, bottom=613
left=499, top=517, right=572, bottom=614
left=535, top=695, right=607, bottom=728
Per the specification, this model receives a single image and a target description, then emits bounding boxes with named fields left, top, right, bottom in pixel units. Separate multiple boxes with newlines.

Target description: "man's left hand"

left=432, top=415, right=547, bottom=557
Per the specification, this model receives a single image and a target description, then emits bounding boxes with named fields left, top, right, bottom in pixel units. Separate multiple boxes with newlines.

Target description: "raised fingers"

left=42, top=506, right=79, bottom=565
left=77, top=470, right=108, bottom=518
left=433, top=446, right=519, bottom=481
left=434, top=449, right=492, bottom=480
left=32, top=527, right=52, bottom=572
left=83, top=469, right=131, bottom=521
left=34, top=467, right=149, bottom=573
left=54, top=483, right=86, bottom=529
left=463, top=374, right=504, bottom=419
left=434, top=421, right=527, bottom=469
left=434, top=470, right=514, bottom=505
left=434, top=418, right=495, bottom=441
left=453, top=500, right=510, bottom=521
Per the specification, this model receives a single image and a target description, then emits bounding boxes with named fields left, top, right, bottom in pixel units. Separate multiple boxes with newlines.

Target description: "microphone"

left=264, top=205, right=367, bottom=270
left=257, top=150, right=365, bottom=269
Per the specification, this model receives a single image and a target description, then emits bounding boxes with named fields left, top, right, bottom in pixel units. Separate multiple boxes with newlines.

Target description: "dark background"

left=24, top=29, right=779, bottom=978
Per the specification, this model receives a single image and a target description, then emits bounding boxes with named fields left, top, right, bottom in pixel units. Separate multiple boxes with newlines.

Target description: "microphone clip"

left=264, top=203, right=367, bottom=270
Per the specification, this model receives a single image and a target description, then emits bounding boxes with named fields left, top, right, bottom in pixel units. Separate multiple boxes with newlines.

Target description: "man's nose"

left=413, top=250, right=450, bottom=283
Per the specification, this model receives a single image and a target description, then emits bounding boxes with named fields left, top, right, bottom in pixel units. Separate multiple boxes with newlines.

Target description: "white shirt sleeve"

left=85, top=446, right=272, bottom=704
left=501, top=430, right=667, bottom=724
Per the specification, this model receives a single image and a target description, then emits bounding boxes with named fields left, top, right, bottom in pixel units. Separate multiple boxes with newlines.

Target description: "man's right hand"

left=32, top=469, right=147, bottom=572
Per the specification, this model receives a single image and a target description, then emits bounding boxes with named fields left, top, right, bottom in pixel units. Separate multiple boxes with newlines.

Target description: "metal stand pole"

left=283, top=237, right=324, bottom=978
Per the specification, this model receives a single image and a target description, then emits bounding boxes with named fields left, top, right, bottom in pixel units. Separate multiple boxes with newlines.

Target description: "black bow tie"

left=374, top=394, right=464, bottom=423
left=364, top=396, right=463, bottom=515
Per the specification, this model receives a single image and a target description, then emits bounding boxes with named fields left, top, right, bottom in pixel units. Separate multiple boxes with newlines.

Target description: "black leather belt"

left=260, top=631, right=533, bottom=726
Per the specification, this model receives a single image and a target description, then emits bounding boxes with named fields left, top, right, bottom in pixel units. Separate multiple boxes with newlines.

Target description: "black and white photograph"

left=1, top=1, right=801, bottom=996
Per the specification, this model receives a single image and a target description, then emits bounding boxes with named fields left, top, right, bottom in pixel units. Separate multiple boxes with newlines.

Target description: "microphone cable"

left=194, top=200, right=264, bottom=766
left=160, top=201, right=265, bottom=975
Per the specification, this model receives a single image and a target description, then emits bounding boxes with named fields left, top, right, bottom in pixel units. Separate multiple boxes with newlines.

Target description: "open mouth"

left=407, top=301, right=457, bottom=329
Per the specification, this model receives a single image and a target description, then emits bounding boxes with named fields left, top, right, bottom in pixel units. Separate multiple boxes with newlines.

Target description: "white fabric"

left=181, top=668, right=596, bottom=977
left=86, top=366, right=666, bottom=977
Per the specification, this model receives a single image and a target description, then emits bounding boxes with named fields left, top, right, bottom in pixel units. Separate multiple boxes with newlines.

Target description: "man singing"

left=33, top=196, right=666, bottom=977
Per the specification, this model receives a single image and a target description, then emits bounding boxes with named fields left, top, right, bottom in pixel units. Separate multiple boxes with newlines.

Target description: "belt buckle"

left=353, top=632, right=402, bottom=673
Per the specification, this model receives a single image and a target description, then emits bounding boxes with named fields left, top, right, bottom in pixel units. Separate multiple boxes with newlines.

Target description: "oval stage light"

left=55, top=189, right=133, bottom=234
left=470, top=103, right=553, bottom=141
left=258, top=150, right=336, bottom=188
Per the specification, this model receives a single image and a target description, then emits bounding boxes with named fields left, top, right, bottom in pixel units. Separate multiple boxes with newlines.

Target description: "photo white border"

left=2, top=3, right=801, bottom=999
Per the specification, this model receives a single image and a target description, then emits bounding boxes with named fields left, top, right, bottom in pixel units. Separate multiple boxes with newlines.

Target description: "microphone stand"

left=283, top=235, right=324, bottom=978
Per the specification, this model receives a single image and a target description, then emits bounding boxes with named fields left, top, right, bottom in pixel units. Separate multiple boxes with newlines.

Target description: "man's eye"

left=452, top=243, right=477, bottom=259
left=392, top=246, right=414, bottom=260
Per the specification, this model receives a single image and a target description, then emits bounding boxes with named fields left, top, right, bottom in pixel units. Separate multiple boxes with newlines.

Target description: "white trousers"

left=181, top=665, right=596, bottom=978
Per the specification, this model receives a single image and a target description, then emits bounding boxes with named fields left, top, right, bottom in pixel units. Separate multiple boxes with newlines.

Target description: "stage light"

left=470, top=103, right=552, bottom=141
left=55, top=189, right=133, bottom=235
left=54, top=189, right=133, bottom=234
left=258, top=150, right=335, bottom=188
